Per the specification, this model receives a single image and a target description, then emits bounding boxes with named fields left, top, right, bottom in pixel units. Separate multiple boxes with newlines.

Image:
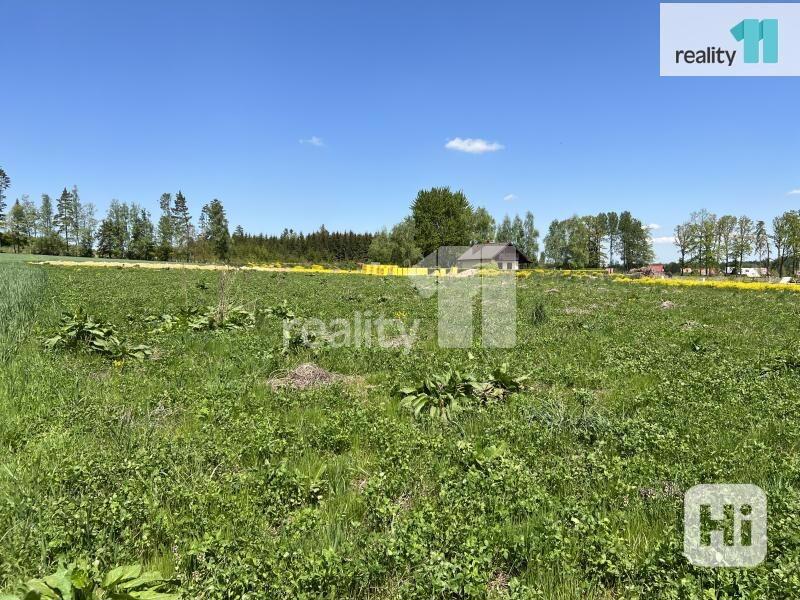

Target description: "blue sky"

left=2, top=0, right=798, bottom=261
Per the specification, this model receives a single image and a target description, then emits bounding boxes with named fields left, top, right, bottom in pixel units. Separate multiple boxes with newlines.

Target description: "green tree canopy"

left=411, top=187, right=473, bottom=256
left=0, top=167, right=10, bottom=227
left=202, top=199, right=231, bottom=261
left=470, top=207, right=495, bottom=244
left=618, top=211, right=654, bottom=269
left=368, top=217, right=421, bottom=266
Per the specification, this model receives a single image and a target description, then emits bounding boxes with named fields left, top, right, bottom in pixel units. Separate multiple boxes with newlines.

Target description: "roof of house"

left=456, top=242, right=532, bottom=263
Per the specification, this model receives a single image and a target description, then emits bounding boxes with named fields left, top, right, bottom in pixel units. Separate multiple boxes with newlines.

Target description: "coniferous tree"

left=203, top=199, right=230, bottom=261
left=8, top=200, right=27, bottom=252
left=172, top=191, right=192, bottom=260
left=39, top=194, right=55, bottom=236
left=95, top=218, right=115, bottom=258
left=55, top=188, right=73, bottom=251
left=129, top=207, right=156, bottom=260
left=156, top=193, right=174, bottom=261
left=35, top=193, right=64, bottom=255
left=69, top=186, right=83, bottom=249
left=0, top=167, right=10, bottom=227
left=104, top=200, right=131, bottom=258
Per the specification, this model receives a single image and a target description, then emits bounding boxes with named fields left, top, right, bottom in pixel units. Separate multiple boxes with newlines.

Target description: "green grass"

left=1, top=264, right=800, bottom=598
left=0, top=251, right=183, bottom=266
left=0, top=263, right=49, bottom=361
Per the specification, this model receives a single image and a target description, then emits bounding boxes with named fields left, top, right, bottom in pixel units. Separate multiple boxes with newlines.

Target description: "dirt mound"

left=660, top=300, right=675, bottom=309
left=269, top=363, right=349, bottom=390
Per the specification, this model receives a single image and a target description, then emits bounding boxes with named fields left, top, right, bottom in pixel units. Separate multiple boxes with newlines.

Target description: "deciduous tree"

left=470, top=207, right=495, bottom=244
left=732, top=215, right=754, bottom=273
left=618, top=211, right=653, bottom=269
left=411, top=187, right=473, bottom=256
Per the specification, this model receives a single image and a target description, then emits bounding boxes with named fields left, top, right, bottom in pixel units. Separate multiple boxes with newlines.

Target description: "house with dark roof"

left=456, top=242, right=532, bottom=271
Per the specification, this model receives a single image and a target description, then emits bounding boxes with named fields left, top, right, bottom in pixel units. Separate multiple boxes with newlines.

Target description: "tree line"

left=0, top=175, right=650, bottom=269
left=229, top=228, right=373, bottom=264
left=4, top=167, right=796, bottom=274
left=367, top=187, right=540, bottom=266
left=368, top=187, right=655, bottom=270
left=0, top=184, right=234, bottom=262
left=0, top=167, right=372, bottom=263
left=542, top=212, right=653, bottom=269
left=673, top=209, right=800, bottom=276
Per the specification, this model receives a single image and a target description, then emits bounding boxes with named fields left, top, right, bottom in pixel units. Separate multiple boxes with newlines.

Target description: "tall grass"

left=0, top=264, right=47, bottom=361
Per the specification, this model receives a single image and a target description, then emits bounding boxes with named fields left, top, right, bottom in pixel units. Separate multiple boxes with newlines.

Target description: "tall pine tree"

left=0, top=167, right=10, bottom=227
left=156, top=193, right=174, bottom=261
left=204, top=199, right=230, bottom=261
left=55, top=188, right=73, bottom=251
left=172, top=191, right=192, bottom=260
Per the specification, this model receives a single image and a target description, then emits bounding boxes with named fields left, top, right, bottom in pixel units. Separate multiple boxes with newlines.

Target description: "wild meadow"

left=1, top=256, right=800, bottom=599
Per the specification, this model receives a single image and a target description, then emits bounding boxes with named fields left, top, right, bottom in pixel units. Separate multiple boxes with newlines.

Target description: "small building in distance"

left=456, top=243, right=532, bottom=271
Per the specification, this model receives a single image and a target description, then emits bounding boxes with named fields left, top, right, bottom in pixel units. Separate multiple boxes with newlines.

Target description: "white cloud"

left=652, top=235, right=675, bottom=244
left=647, top=223, right=661, bottom=230
left=445, top=137, right=504, bottom=154
left=300, top=136, right=324, bottom=147
left=787, top=189, right=800, bottom=195
left=503, top=193, right=518, bottom=202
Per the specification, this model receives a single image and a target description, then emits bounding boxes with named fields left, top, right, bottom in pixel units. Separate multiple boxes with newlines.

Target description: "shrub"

left=400, top=364, right=528, bottom=421
left=44, top=309, right=152, bottom=361
left=1, top=562, right=177, bottom=600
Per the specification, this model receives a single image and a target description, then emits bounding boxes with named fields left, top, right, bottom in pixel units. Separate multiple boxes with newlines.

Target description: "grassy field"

left=1, top=257, right=800, bottom=598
